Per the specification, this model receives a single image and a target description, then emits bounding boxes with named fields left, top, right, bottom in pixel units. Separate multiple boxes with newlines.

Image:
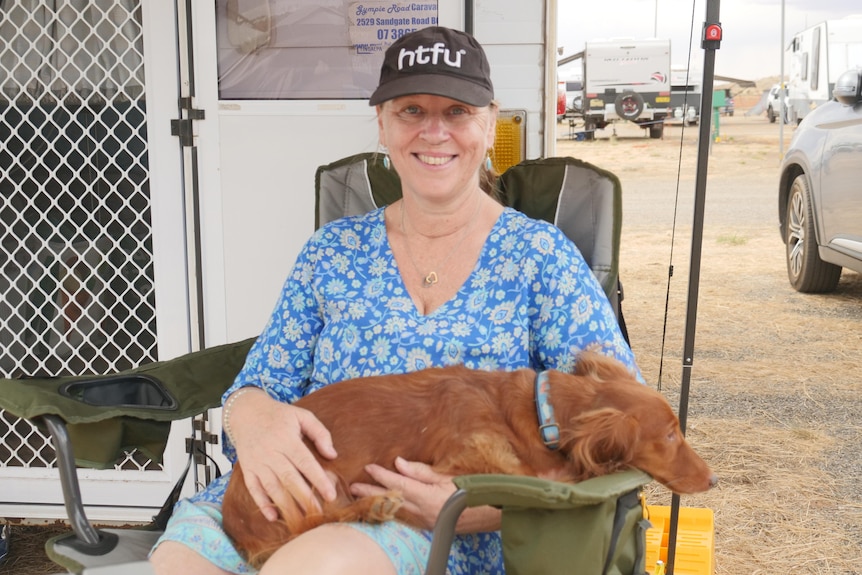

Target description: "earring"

left=379, top=146, right=391, bottom=170
left=484, top=152, right=493, bottom=171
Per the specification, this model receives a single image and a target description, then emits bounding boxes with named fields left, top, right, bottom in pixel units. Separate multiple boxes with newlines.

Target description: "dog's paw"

left=366, top=492, right=403, bottom=522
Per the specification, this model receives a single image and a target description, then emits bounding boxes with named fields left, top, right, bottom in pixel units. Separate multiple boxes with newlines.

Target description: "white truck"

left=785, top=15, right=862, bottom=124
left=582, top=38, right=672, bottom=139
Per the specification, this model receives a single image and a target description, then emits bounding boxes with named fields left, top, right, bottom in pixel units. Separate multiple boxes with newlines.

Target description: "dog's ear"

left=562, top=407, right=638, bottom=479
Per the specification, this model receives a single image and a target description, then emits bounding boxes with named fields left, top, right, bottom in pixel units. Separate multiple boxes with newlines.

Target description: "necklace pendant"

left=424, top=271, right=439, bottom=287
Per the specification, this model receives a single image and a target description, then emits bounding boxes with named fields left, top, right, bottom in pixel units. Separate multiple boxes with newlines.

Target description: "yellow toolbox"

left=645, top=505, right=715, bottom=575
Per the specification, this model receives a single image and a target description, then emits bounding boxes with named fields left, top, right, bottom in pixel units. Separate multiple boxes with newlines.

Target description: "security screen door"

left=0, top=0, right=192, bottom=520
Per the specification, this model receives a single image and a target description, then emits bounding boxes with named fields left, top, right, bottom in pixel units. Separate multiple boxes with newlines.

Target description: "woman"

left=150, top=26, right=639, bottom=575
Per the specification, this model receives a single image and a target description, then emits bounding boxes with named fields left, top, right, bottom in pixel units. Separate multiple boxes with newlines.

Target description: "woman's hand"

left=226, top=389, right=338, bottom=521
left=350, top=457, right=501, bottom=533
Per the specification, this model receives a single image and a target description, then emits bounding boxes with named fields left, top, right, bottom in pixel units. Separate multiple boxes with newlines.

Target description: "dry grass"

left=563, top=116, right=862, bottom=574
left=644, top=239, right=862, bottom=574
left=1, top=524, right=69, bottom=574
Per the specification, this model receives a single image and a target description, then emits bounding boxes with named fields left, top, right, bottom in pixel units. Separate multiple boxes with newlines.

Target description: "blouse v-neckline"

left=382, top=206, right=509, bottom=317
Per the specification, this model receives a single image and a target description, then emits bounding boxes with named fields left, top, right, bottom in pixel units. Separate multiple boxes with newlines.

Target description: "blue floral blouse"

left=211, top=206, right=639, bottom=574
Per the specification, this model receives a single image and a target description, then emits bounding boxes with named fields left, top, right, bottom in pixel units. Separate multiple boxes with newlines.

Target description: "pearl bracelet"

left=222, top=387, right=256, bottom=445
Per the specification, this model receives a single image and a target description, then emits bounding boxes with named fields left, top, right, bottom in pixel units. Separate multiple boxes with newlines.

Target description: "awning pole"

left=665, top=0, right=721, bottom=573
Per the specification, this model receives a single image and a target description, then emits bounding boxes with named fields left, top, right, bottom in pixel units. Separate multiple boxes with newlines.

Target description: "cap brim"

left=369, top=74, right=493, bottom=107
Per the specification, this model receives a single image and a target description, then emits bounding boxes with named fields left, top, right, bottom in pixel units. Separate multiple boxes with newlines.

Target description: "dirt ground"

left=557, top=114, right=862, bottom=574
left=5, top=114, right=862, bottom=575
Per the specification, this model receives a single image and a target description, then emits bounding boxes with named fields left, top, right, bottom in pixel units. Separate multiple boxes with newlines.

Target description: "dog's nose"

left=709, top=474, right=719, bottom=489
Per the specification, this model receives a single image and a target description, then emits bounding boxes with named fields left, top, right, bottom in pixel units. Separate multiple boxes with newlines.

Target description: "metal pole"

left=464, top=0, right=474, bottom=34
left=665, top=0, right=720, bottom=572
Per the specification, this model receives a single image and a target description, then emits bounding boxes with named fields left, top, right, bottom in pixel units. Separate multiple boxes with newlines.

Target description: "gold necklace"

left=400, top=195, right=482, bottom=288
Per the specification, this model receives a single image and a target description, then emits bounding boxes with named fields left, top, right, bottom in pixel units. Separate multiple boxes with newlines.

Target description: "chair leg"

left=424, top=489, right=469, bottom=575
left=41, top=415, right=119, bottom=554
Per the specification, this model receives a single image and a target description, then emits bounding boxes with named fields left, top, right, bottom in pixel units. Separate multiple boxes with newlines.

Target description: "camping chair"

left=0, top=338, right=253, bottom=573
left=315, top=153, right=628, bottom=340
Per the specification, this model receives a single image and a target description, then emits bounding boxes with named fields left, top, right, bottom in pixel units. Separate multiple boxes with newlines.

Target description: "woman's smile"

left=415, top=153, right=454, bottom=166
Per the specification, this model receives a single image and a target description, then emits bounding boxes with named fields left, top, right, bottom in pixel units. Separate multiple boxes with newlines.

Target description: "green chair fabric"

left=0, top=338, right=254, bottom=573
left=314, top=152, right=402, bottom=230
left=425, top=470, right=653, bottom=575
left=0, top=338, right=254, bottom=468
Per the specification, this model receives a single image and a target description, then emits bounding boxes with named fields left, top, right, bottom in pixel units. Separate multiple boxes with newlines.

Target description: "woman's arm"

left=221, top=236, right=334, bottom=517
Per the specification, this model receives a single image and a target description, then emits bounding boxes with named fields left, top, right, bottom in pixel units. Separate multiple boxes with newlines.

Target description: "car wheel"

left=767, top=107, right=776, bottom=123
left=785, top=174, right=842, bottom=292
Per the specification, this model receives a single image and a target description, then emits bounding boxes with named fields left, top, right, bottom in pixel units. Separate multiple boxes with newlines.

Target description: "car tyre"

left=767, top=106, right=776, bottom=123
left=785, top=174, right=842, bottom=292
left=614, top=91, right=644, bottom=120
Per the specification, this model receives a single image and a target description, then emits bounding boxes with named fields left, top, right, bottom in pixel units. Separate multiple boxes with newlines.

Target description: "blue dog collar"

left=535, top=370, right=560, bottom=450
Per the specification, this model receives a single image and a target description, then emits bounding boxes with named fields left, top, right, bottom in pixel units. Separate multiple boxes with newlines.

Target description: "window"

left=215, top=0, right=439, bottom=100
left=810, top=27, right=820, bottom=91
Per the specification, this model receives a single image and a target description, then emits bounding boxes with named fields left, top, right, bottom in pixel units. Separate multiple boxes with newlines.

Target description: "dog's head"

left=553, top=353, right=717, bottom=494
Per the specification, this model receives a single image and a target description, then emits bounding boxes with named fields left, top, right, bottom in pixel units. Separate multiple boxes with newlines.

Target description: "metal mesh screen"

left=0, top=1, right=160, bottom=472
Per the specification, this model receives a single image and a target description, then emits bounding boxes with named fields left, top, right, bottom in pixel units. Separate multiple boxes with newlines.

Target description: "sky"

left=557, top=0, right=860, bottom=83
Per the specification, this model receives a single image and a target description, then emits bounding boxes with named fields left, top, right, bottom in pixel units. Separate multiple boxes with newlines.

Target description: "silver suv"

left=778, top=68, right=862, bottom=292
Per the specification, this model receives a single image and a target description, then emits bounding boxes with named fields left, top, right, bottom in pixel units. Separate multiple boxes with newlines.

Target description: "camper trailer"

left=785, top=15, right=862, bottom=124
left=582, top=38, right=672, bottom=138
left=0, top=0, right=560, bottom=524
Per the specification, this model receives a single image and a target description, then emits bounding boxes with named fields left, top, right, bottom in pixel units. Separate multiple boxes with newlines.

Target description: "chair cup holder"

left=59, top=374, right=178, bottom=410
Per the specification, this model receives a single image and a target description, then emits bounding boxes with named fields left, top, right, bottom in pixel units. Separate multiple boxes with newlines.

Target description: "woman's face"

left=377, top=94, right=497, bottom=202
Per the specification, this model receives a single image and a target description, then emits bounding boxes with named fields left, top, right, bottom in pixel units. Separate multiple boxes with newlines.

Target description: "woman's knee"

left=258, top=524, right=397, bottom=575
left=150, top=541, right=232, bottom=575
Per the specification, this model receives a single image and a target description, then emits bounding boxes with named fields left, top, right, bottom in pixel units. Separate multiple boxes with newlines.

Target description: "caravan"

left=581, top=38, right=672, bottom=139
left=785, top=15, right=862, bottom=124
left=668, top=65, right=702, bottom=126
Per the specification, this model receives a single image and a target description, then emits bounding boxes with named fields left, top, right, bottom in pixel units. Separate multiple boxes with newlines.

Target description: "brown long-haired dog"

left=222, top=353, right=716, bottom=567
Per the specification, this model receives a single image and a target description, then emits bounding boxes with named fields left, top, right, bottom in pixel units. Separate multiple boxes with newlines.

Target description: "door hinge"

left=186, top=417, right=219, bottom=463
left=171, top=97, right=206, bottom=147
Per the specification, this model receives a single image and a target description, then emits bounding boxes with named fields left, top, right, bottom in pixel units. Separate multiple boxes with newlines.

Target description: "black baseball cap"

left=369, top=27, right=494, bottom=107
